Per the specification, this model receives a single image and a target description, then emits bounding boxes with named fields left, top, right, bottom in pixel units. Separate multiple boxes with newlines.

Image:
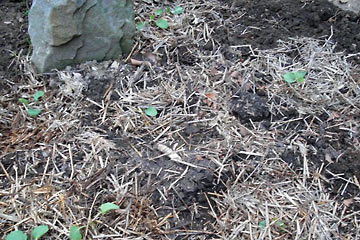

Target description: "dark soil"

left=0, top=0, right=30, bottom=83
left=211, top=0, right=360, bottom=208
left=215, top=0, right=360, bottom=63
left=1, top=0, right=359, bottom=238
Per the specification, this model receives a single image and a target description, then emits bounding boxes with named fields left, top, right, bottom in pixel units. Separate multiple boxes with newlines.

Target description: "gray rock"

left=328, top=0, right=360, bottom=14
left=29, top=0, right=135, bottom=73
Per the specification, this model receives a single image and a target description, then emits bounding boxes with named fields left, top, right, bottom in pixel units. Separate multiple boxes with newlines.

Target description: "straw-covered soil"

left=1, top=0, right=359, bottom=239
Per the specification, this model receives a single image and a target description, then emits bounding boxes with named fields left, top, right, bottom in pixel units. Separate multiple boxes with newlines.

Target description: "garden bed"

left=0, top=0, right=359, bottom=239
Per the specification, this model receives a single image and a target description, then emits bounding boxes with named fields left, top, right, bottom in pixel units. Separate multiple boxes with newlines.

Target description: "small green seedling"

left=33, top=90, right=44, bottom=101
left=19, top=98, right=29, bottom=105
left=155, top=8, right=165, bottom=16
left=26, top=109, right=42, bottom=116
left=137, top=5, right=183, bottom=30
left=275, top=219, right=286, bottom=232
left=155, top=18, right=169, bottom=29
left=100, top=202, right=120, bottom=214
left=6, top=225, right=49, bottom=240
left=283, top=70, right=307, bottom=83
left=6, top=230, right=28, bottom=240
left=259, top=218, right=287, bottom=232
left=19, top=90, right=44, bottom=117
left=69, top=225, right=83, bottom=240
left=171, top=6, right=183, bottom=15
left=32, top=225, right=49, bottom=240
left=259, top=220, right=267, bottom=229
left=137, top=22, right=146, bottom=30
left=26, top=38, right=31, bottom=46
left=145, top=107, right=158, bottom=117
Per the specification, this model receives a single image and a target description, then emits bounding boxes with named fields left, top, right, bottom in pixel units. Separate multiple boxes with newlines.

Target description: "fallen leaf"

left=210, top=68, right=220, bottom=76
left=204, top=92, right=217, bottom=107
left=131, top=52, right=158, bottom=66
left=130, top=58, right=143, bottom=66
left=230, top=70, right=239, bottom=78
left=205, top=92, right=217, bottom=100
left=327, top=112, right=340, bottom=121
left=143, top=52, right=158, bottom=65
left=343, top=198, right=354, bottom=207
left=195, top=155, right=204, bottom=161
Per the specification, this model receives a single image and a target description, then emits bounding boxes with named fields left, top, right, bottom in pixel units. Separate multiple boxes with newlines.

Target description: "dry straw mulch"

left=1, top=0, right=359, bottom=239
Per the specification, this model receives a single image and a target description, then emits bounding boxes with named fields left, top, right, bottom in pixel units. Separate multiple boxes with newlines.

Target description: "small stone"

left=110, top=61, right=120, bottom=70
left=203, top=41, right=213, bottom=51
left=339, top=0, right=348, bottom=4
left=355, top=33, right=360, bottom=41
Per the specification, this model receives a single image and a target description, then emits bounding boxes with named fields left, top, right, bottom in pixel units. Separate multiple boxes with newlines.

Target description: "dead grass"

left=0, top=0, right=359, bottom=239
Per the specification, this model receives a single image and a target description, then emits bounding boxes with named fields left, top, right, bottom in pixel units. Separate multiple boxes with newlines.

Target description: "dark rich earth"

left=2, top=0, right=360, bottom=81
left=0, top=0, right=30, bottom=83
left=213, top=0, right=360, bottom=206
left=1, top=0, right=359, bottom=237
left=215, top=0, right=360, bottom=64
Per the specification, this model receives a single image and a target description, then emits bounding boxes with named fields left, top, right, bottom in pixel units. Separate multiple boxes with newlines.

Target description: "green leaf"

left=100, top=202, right=120, bottom=214
left=34, top=91, right=44, bottom=101
left=283, top=70, right=307, bottom=83
left=150, top=14, right=155, bottom=21
left=171, top=6, right=183, bottom=15
left=294, top=70, right=307, bottom=83
left=137, top=22, right=146, bottom=30
left=19, top=98, right=29, bottom=105
left=145, top=107, right=158, bottom=117
left=259, top=220, right=266, bottom=229
left=155, top=8, right=164, bottom=16
left=283, top=72, right=296, bottom=83
left=27, top=109, right=41, bottom=117
left=156, top=19, right=168, bottom=29
left=6, top=230, right=28, bottom=240
left=275, top=219, right=286, bottom=229
left=69, top=225, right=82, bottom=240
left=32, top=225, right=49, bottom=240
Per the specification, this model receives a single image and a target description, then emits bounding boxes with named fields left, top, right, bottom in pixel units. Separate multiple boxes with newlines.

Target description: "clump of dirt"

left=231, top=91, right=270, bottom=123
